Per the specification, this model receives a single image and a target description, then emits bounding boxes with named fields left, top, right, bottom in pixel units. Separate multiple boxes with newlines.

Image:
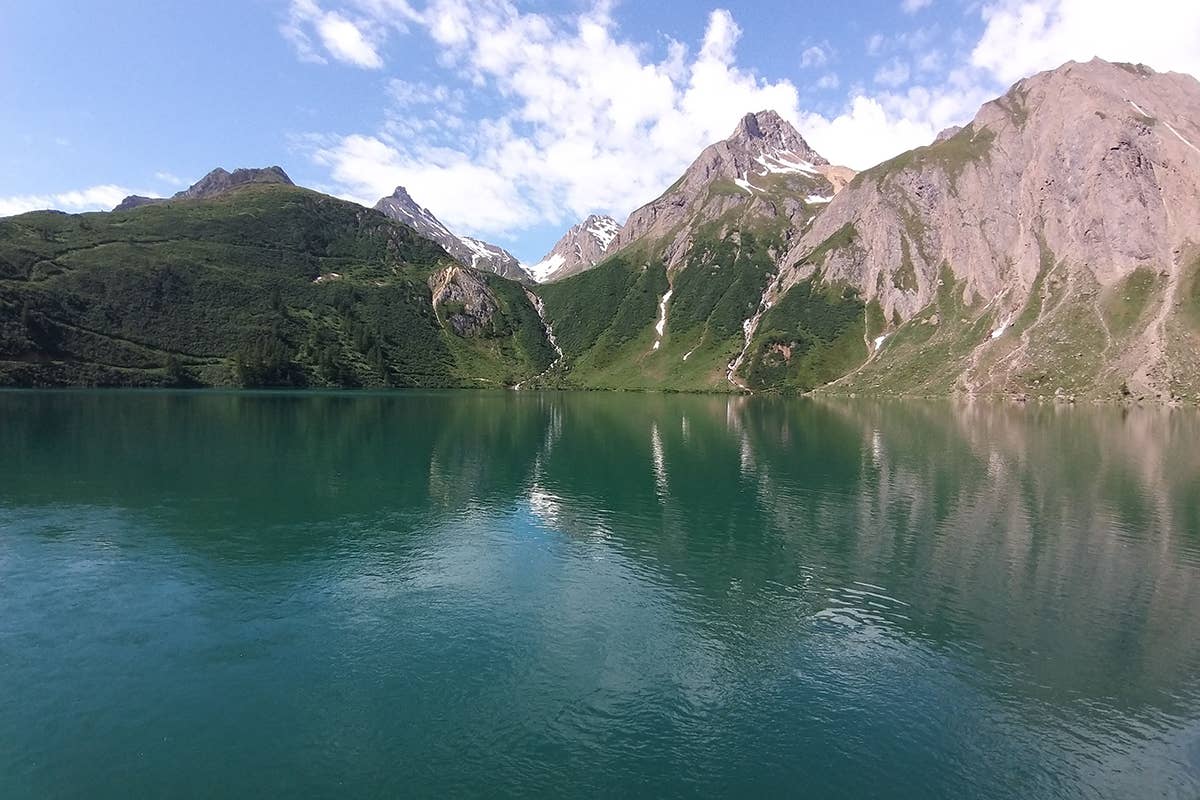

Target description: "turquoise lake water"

left=2, top=391, right=1199, bottom=798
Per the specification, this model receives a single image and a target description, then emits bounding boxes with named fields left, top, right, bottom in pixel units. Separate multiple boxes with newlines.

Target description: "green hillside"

left=0, top=184, right=553, bottom=388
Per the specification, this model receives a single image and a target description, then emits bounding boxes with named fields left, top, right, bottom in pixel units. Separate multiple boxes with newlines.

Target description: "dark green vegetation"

left=742, top=276, right=867, bottom=392
left=0, top=185, right=553, bottom=388
left=536, top=221, right=786, bottom=391
left=537, top=247, right=668, bottom=364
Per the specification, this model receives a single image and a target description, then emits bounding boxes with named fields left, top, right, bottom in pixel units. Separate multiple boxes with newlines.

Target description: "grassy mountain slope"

left=535, top=120, right=850, bottom=392
left=0, top=184, right=553, bottom=388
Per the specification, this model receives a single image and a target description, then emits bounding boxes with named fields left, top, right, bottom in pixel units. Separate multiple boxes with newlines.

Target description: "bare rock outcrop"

left=776, top=59, right=1200, bottom=399
left=428, top=265, right=499, bottom=337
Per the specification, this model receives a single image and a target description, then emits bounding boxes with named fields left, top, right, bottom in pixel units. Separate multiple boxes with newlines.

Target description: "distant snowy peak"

left=374, top=186, right=532, bottom=282
left=585, top=215, right=621, bottom=251
left=530, top=214, right=622, bottom=283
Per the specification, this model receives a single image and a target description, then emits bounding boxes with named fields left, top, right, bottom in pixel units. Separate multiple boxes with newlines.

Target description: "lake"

left=2, top=391, right=1199, bottom=798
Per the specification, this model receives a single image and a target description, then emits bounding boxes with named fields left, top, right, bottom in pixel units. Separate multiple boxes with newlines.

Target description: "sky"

left=2, top=0, right=1200, bottom=262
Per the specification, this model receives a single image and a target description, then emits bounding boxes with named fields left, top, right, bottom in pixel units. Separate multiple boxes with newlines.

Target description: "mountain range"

left=1, top=58, right=1197, bottom=402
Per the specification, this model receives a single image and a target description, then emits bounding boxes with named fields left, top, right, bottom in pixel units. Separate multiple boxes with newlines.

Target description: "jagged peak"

left=726, top=110, right=828, bottom=165
left=180, top=166, right=293, bottom=200
left=113, top=166, right=294, bottom=211
left=385, top=185, right=417, bottom=202
left=190, top=166, right=292, bottom=188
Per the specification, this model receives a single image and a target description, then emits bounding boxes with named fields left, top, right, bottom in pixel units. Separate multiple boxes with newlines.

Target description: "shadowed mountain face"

left=2, top=391, right=1199, bottom=797
left=374, top=186, right=532, bottom=282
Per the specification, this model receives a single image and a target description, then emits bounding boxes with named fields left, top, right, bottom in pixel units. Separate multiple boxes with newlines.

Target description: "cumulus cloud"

left=282, top=0, right=419, bottom=68
left=284, top=0, right=1200, bottom=246
left=902, top=0, right=932, bottom=13
left=315, top=12, right=383, bottom=68
left=0, top=185, right=134, bottom=217
left=800, top=44, right=830, bottom=69
left=972, top=0, right=1200, bottom=84
left=302, top=4, right=812, bottom=239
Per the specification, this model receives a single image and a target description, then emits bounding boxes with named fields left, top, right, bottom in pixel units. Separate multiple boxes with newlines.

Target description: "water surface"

left=2, top=391, right=1199, bottom=798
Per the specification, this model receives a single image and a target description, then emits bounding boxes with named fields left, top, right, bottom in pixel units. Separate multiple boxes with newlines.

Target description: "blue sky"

left=3, top=0, right=1199, bottom=262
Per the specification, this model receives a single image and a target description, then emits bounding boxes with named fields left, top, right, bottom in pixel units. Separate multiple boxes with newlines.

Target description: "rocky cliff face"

left=427, top=265, right=500, bottom=337
left=768, top=59, right=1200, bottom=401
left=375, top=187, right=532, bottom=282
left=529, top=215, right=621, bottom=282
left=114, top=167, right=294, bottom=211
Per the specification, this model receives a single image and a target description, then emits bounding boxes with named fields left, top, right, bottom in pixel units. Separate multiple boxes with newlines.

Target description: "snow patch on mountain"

left=755, top=152, right=820, bottom=176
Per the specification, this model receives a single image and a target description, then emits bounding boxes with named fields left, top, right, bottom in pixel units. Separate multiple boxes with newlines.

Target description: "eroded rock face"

left=179, top=167, right=294, bottom=199
left=774, top=59, right=1200, bottom=398
left=113, top=195, right=161, bottom=212
left=428, top=265, right=499, bottom=337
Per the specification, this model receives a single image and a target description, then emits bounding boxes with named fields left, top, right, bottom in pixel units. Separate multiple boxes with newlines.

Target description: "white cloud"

left=902, top=0, right=932, bottom=13
left=286, top=0, right=1200, bottom=247
left=972, top=0, right=1200, bottom=85
left=155, top=171, right=185, bottom=187
left=282, top=0, right=420, bottom=69
left=800, top=45, right=829, bottom=69
left=315, top=12, right=383, bottom=68
left=313, top=133, right=537, bottom=233
left=874, top=58, right=911, bottom=87
left=800, top=77, right=994, bottom=169
left=302, top=4, right=812, bottom=241
left=0, top=185, right=133, bottom=217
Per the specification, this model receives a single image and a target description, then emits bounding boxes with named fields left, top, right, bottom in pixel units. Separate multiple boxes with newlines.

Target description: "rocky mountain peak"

left=180, top=166, right=293, bottom=200
left=529, top=214, right=622, bottom=283
left=729, top=110, right=828, bottom=166
left=383, top=185, right=418, bottom=206
left=610, top=109, right=849, bottom=269
left=113, top=166, right=295, bottom=212
left=374, top=186, right=532, bottom=283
